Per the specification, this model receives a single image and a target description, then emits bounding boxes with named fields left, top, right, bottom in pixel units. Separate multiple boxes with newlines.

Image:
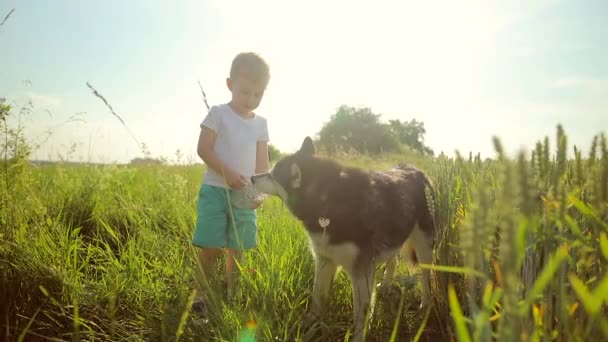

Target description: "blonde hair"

left=229, top=52, right=270, bottom=84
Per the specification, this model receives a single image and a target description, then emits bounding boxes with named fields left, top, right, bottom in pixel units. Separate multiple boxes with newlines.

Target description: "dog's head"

left=251, top=136, right=315, bottom=202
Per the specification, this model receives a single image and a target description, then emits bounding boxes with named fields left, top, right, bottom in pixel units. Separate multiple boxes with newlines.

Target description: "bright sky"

left=1, top=0, right=607, bottom=163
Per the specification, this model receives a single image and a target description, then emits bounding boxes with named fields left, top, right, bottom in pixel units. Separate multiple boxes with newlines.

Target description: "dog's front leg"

left=349, top=265, right=375, bottom=342
left=311, top=256, right=337, bottom=317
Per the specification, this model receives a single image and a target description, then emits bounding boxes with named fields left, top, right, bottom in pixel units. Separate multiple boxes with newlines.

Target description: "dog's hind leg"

left=348, top=264, right=375, bottom=342
left=311, top=256, right=337, bottom=317
left=410, top=224, right=433, bottom=309
left=380, top=254, right=397, bottom=289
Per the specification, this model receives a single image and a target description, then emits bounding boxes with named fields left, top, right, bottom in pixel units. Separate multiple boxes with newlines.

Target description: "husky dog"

left=251, top=137, right=436, bottom=341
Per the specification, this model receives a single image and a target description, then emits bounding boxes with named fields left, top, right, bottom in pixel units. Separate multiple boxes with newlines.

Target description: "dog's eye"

left=275, top=173, right=289, bottom=186
left=273, top=165, right=290, bottom=186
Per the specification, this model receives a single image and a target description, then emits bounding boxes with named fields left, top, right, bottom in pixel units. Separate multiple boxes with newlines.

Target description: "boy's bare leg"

left=195, top=247, right=223, bottom=300
left=225, top=248, right=242, bottom=299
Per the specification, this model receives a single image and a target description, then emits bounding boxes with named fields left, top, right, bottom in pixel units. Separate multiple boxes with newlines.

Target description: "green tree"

left=388, top=118, right=434, bottom=155
left=268, top=144, right=282, bottom=162
left=317, top=105, right=399, bottom=154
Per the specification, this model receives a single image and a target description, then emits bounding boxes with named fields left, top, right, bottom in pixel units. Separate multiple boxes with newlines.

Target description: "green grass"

left=1, top=125, right=607, bottom=341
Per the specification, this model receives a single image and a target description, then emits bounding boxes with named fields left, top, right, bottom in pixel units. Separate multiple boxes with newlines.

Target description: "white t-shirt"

left=200, top=103, right=269, bottom=188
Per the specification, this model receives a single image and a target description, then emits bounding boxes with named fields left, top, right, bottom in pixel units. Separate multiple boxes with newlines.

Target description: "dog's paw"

left=302, top=311, right=321, bottom=328
left=376, top=282, right=399, bottom=300
left=418, top=297, right=432, bottom=311
left=376, top=282, right=388, bottom=295
left=348, top=329, right=366, bottom=342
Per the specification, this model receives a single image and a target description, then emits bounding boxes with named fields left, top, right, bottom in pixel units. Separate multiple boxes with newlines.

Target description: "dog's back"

left=315, top=161, right=436, bottom=260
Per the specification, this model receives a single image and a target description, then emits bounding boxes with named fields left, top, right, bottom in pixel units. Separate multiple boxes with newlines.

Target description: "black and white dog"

left=252, top=137, right=436, bottom=341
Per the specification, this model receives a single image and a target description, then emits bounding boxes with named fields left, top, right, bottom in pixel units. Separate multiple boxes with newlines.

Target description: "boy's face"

left=227, top=77, right=267, bottom=116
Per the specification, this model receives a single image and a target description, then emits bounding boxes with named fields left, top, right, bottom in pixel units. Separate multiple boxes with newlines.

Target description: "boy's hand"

left=225, top=168, right=248, bottom=189
left=251, top=197, right=264, bottom=209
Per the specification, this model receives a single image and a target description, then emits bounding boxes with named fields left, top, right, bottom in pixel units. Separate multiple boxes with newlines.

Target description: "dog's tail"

left=396, top=165, right=437, bottom=266
left=397, top=163, right=437, bottom=240
left=418, top=174, right=437, bottom=241
left=400, top=176, right=436, bottom=268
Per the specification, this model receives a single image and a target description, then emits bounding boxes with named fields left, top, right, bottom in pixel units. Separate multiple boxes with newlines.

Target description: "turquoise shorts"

left=192, top=184, right=258, bottom=250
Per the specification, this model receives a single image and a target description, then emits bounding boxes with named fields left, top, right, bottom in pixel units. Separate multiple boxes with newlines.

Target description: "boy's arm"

left=197, top=126, right=247, bottom=189
left=255, top=140, right=270, bottom=174
left=251, top=141, right=270, bottom=209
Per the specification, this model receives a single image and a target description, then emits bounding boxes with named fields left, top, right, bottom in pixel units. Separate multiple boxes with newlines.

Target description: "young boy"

left=192, top=52, right=270, bottom=310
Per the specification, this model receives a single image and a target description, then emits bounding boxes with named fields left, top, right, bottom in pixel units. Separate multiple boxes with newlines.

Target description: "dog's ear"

left=298, top=136, right=315, bottom=157
left=290, top=163, right=302, bottom=188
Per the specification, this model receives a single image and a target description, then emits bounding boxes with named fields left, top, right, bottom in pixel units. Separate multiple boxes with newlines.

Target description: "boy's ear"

left=226, top=78, right=233, bottom=91
left=298, top=136, right=315, bottom=157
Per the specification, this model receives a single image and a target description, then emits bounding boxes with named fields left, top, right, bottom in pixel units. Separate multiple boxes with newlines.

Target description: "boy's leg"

left=225, top=205, right=257, bottom=296
left=225, top=248, right=242, bottom=299
left=195, top=247, right=223, bottom=297
left=192, top=184, right=230, bottom=307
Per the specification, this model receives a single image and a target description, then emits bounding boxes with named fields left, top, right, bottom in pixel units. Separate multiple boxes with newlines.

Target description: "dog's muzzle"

left=251, top=172, right=271, bottom=184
